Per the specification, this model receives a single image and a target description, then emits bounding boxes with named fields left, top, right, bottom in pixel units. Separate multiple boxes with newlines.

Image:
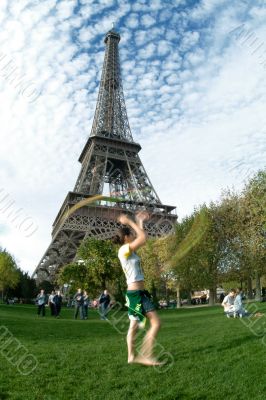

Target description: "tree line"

left=1, top=170, right=265, bottom=306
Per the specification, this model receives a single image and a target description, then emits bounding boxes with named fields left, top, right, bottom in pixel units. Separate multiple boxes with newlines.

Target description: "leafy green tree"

left=7, top=269, right=37, bottom=302
left=239, top=170, right=266, bottom=299
left=36, top=280, right=54, bottom=295
left=216, top=170, right=266, bottom=299
left=0, top=249, right=19, bottom=301
left=138, top=238, right=163, bottom=308
left=58, top=238, right=124, bottom=299
left=164, top=207, right=217, bottom=305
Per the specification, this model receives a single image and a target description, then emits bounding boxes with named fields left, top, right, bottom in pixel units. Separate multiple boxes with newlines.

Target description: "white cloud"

left=158, top=9, right=172, bottom=22
left=249, top=5, right=266, bottom=19
left=157, top=40, right=171, bottom=55
left=139, top=42, right=156, bottom=58
left=190, top=0, right=228, bottom=21
left=134, top=29, right=149, bottom=46
left=126, top=13, right=139, bottom=29
left=180, top=31, right=200, bottom=51
left=141, top=14, right=156, bottom=28
left=149, top=0, right=163, bottom=11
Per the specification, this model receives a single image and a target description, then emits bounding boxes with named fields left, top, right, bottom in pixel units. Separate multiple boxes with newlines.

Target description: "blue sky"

left=0, top=0, right=265, bottom=274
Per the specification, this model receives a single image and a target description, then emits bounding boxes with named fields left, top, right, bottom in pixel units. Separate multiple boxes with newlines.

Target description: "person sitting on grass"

left=224, top=288, right=264, bottom=318
left=222, top=289, right=236, bottom=317
left=113, top=211, right=163, bottom=367
left=232, top=288, right=246, bottom=317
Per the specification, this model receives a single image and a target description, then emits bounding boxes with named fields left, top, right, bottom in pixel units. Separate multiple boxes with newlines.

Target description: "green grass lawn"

left=0, top=303, right=266, bottom=400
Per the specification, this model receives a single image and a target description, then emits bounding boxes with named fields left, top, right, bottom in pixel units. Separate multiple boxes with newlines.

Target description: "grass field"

left=0, top=303, right=266, bottom=400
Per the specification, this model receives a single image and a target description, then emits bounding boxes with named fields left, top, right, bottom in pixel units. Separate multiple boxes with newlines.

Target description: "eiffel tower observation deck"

left=33, top=29, right=177, bottom=283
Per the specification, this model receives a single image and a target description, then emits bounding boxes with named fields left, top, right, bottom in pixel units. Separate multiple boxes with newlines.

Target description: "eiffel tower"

left=33, top=29, right=177, bottom=283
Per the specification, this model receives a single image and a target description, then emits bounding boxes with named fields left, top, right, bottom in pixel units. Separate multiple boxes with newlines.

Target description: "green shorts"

left=125, top=290, right=155, bottom=323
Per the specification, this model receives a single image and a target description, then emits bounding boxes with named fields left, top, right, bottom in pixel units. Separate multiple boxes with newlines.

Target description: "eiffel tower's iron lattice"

left=33, top=29, right=177, bottom=283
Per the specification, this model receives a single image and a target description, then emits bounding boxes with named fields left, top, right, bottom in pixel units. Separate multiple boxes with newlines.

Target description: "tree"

left=6, top=269, right=37, bottom=302
left=0, top=249, right=20, bottom=301
left=240, top=170, right=266, bottom=300
left=138, top=239, right=163, bottom=308
left=165, top=207, right=218, bottom=305
left=216, top=171, right=266, bottom=299
left=58, top=238, right=124, bottom=299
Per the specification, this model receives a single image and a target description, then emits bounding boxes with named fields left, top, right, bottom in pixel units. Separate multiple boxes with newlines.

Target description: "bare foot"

left=255, top=312, right=264, bottom=317
left=128, top=356, right=135, bottom=364
left=133, top=355, right=164, bottom=366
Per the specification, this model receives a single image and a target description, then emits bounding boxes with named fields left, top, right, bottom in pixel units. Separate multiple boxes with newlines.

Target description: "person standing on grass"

left=48, top=290, right=55, bottom=316
left=98, top=289, right=111, bottom=320
left=36, top=289, right=46, bottom=317
left=83, top=290, right=89, bottom=319
left=74, top=288, right=85, bottom=320
left=53, top=290, right=62, bottom=318
left=113, top=211, right=162, bottom=366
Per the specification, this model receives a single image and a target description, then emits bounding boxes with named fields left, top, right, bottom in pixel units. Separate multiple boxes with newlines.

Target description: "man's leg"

left=127, top=319, right=139, bottom=363
left=99, top=304, right=104, bottom=319
left=80, top=305, right=85, bottom=319
left=134, top=311, right=162, bottom=366
left=103, top=305, right=108, bottom=319
left=84, top=305, right=88, bottom=319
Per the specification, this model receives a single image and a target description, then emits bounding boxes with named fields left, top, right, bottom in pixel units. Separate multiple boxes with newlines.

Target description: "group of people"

left=48, top=290, right=63, bottom=317
left=73, top=288, right=111, bottom=320
left=221, top=288, right=247, bottom=318
left=36, top=289, right=62, bottom=317
left=36, top=288, right=111, bottom=321
left=73, top=289, right=90, bottom=320
left=221, top=288, right=263, bottom=318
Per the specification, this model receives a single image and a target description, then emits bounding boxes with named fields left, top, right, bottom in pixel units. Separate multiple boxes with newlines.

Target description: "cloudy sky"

left=0, top=0, right=265, bottom=275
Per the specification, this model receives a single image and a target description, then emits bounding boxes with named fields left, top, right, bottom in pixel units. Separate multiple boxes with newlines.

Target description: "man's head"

left=112, top=227, right=133, bottom=245
left=104, top=289, right=108, bottom=295
left=229, top=289, right=236, bottom=297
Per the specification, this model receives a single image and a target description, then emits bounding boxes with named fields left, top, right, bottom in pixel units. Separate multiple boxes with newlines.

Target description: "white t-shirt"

left=48, top=294, right=54, bottom=304
left=118, top=244, right=144, bottom=285
left=222, top=294, right=234, bottom=309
